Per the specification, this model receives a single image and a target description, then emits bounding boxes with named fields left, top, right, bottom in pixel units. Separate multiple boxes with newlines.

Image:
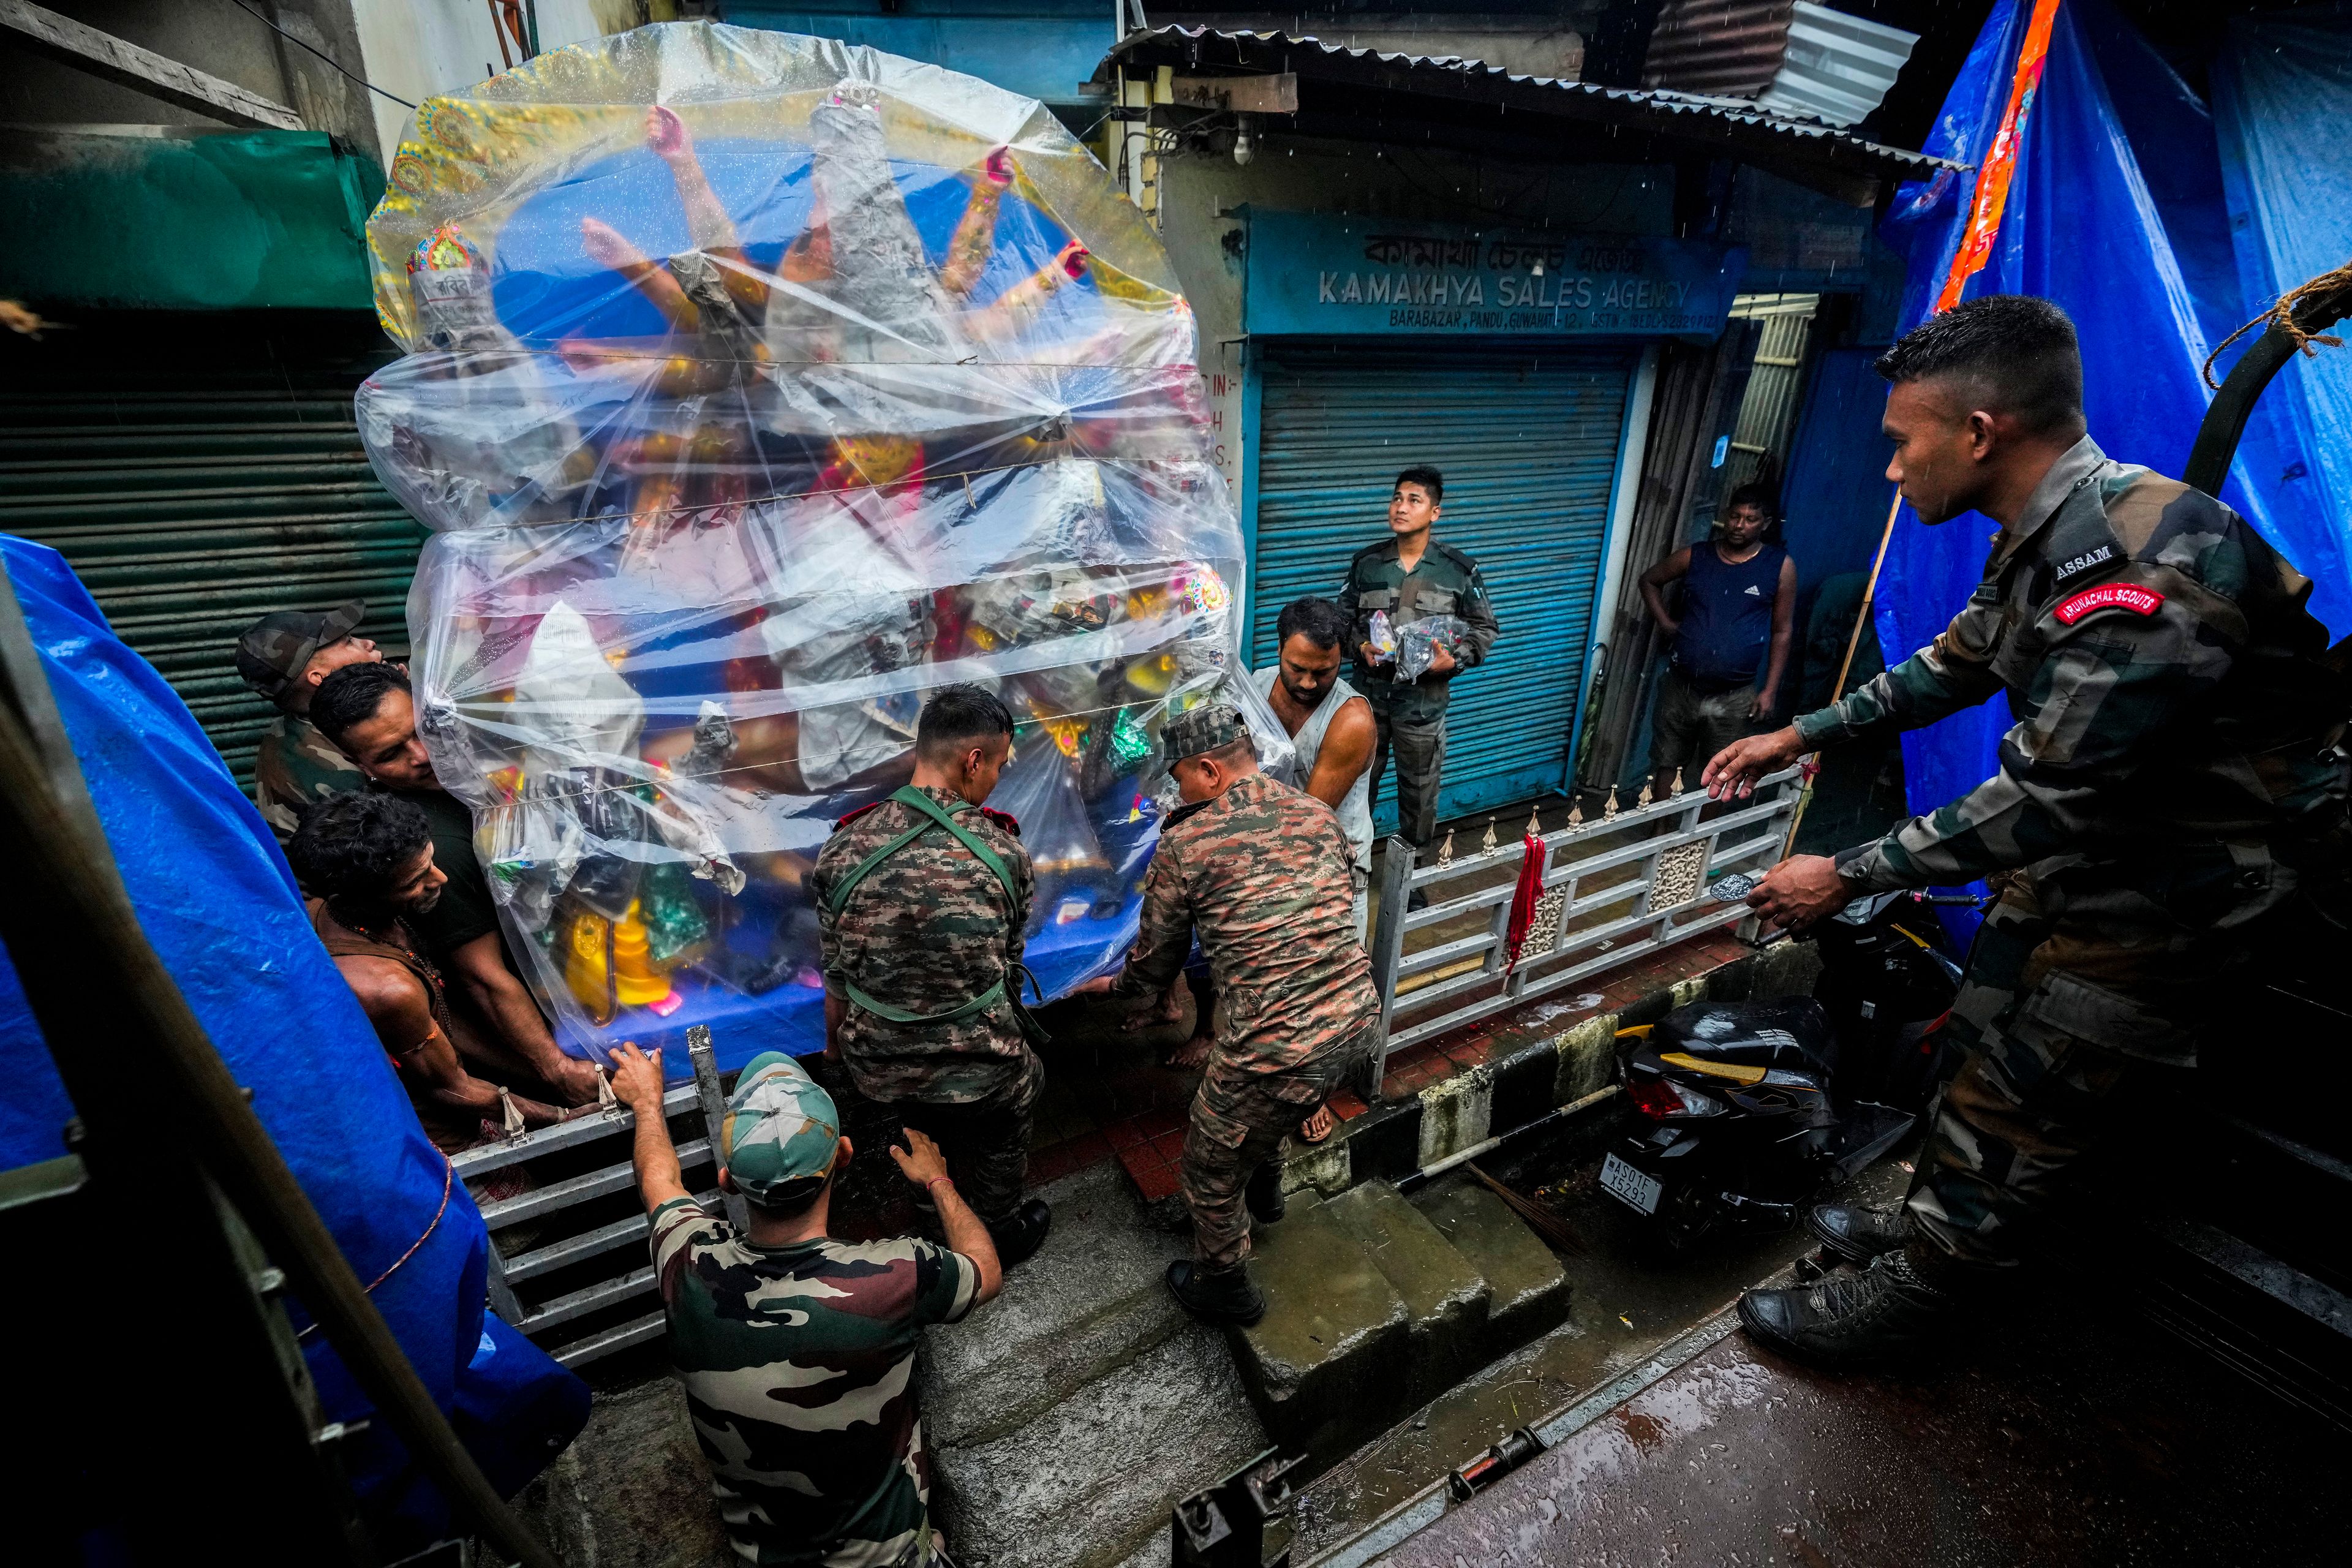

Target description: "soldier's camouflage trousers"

left=1183, top=1024, right=1374, bottom=1269
left=889, top=1046, right=1043, bottom=1225
left=1366, top=704, right=1446, bottom=854
left=1904, top=855, right=2283, bottom=1268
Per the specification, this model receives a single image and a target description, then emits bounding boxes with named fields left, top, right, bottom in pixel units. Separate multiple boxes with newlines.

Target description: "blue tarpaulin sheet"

left=2213, top=2, right=2352, bottom=618
left=1866, top=0, right=2352, bottom=924
left=0, top=537, right=585, bottom=1542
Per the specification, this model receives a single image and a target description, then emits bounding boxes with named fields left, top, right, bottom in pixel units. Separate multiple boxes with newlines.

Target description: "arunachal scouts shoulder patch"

left=2053, top=583, right=2164, bottom=625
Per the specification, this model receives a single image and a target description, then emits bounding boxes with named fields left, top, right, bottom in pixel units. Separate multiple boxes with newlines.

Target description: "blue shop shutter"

left=1250, top=343, right=1632, bottom=828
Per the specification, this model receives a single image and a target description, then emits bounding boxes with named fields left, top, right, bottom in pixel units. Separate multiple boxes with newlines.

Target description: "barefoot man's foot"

left=1297, top=1105, right=1335, bottom=1144
left=1123, top=978, right=1187, bottom=1033
left=1161, top=1035, right=1212, bottom=1071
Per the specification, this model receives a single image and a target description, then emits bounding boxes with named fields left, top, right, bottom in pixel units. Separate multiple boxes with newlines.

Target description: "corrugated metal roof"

left=1098, top=26, right=1958, bottom=202
left=1756, top=2, right=1919, bottom=129
left=1642, top=0, right=1794, bottom=100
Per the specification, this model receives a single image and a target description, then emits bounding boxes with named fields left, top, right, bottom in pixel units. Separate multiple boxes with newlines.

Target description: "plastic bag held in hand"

left=1366, top=609, right=1400, bottom=664
left=1395, top=614, right=1467, bottom=682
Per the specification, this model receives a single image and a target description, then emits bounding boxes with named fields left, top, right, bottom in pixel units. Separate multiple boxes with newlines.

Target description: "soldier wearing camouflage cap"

left=812, top=683, right=1057, bottom=1267
left=1112, top=701, right=1380, bottom=1325
left=1709, top=296, right=2348, bottom=1366
left=612, top=1041, right=1003, bottom=1568
left=235, top=600, right=382, bottom=843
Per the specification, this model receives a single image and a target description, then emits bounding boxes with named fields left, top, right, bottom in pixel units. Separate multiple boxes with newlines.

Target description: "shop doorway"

left=1248, top=341, right=1635, bottom=827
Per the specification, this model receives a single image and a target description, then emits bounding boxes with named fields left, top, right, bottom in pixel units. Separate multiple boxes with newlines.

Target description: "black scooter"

left=1597, top=884, right=1973, bottom=1248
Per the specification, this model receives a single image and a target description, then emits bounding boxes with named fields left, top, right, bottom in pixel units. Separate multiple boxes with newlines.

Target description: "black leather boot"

left=1245, top=1159, right=1286, bottom=1226
left=1807, top=1203, right=1910, bottom=1266
left=1167, top=1259, right=1267, bottom=1325
left=986, top=1199, right=1052, bottom=1268
left=1736, top=1244, right=1954, bottom=1367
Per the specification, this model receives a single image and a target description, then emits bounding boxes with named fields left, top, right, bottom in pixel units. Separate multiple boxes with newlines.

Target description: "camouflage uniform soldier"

left=1114, top=704, right=1381, bottom=1324
left=812, top=683, right=1055, bottom=1263
left=1708, top=297, right=2347, bottom=1366
left=236, top=601, right=382, bottom=842
left=1338, top=464, right=1500, bottom=870
left=611, top=1041, right=1004, bottom=1568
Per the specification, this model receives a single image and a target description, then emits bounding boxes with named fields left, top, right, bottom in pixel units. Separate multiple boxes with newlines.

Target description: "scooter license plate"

left=1599, top=1153, right=1664, bottom=1216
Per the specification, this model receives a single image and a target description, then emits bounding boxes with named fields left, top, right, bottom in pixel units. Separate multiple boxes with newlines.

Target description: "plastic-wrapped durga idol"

left=358, top=21, right=1292, bottom=1072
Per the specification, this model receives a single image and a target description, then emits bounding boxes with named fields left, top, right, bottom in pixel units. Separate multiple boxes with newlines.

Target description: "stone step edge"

left=930, top=1283, right=1199, bottom=1451
left=1303, top=1272, right=1793, bottom=1568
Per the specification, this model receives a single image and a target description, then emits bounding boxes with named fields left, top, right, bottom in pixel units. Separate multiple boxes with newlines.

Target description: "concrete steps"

left=1230, top=1175, right=1572, bottom=1468
left=918, top=1159, right=1270, bottom=1568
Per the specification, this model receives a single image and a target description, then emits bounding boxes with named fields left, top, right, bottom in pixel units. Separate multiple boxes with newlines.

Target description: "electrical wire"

left=228, top=0, right=418, bottom=110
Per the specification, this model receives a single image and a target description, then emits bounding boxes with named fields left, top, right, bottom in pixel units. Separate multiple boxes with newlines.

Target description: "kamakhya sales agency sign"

left=1242, top=209, right=1745, bottom=338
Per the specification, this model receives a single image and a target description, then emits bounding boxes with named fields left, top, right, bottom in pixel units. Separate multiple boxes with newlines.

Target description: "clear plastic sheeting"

left=358, top=22, right=1290, bottom=1071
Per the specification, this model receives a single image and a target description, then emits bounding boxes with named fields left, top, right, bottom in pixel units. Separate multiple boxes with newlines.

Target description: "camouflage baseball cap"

left=720, top=1051, right=843, bottom=1205
left=236, top=601, right=365, bottom=703
left=1163, top=702, right=1248, bottom=764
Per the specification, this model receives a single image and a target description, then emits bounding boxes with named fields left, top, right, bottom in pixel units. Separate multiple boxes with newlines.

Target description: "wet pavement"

left=1351, top=1265, right=2341, bottom=1567
left=1293, top=1152, right=1912, bottom=1561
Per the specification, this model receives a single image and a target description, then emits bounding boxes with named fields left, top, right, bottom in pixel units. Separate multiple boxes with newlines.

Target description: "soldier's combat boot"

left=1245, top=1159, right=1286, bottom=1226
left=1166, top=1260, right=1267, bottom=1326
left=1736, top=1243, right=1954, bottom=1367
left=1807, top=1203, right=1910, bottom=1266
left=986, top=1199, right=1052, bottom=1268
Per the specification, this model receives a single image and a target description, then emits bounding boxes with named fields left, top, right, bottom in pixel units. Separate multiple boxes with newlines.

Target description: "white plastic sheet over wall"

left=356, top=21, right=1287, bottom=1071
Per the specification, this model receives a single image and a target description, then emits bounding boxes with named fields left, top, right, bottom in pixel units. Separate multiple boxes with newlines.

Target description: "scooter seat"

left=1651, top=996, right=1838, bottom=1074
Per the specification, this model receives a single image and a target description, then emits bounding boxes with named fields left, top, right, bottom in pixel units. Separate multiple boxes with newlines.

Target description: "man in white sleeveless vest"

left=1253, top=597, right=1377, bottom=936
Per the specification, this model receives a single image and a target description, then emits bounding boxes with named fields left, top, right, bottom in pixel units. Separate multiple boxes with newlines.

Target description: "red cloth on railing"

left=1503, top=831, right=1545, bottom=974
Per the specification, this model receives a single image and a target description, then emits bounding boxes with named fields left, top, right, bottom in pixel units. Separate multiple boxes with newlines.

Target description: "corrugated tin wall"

left=1250, top=342, right=1633, bottom=826
left=0, top=320, right=423, bottom=789
left=1571, top=320, right=1764, bottom=802
left=1722, top=293, right=1819, bottom=496
left=1642, top=0, right=1795, bottom=99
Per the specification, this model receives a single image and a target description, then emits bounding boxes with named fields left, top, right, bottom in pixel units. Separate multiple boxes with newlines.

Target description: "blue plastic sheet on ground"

left=0, top=535, right=585, bottom=1542
left=1866, top=0, right=2352, bottom=934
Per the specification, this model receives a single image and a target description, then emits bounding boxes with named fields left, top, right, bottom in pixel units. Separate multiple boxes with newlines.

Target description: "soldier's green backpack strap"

left=826, top=786, right=1019, bottom=914
left=825, top=786, right=1049, bottom=1044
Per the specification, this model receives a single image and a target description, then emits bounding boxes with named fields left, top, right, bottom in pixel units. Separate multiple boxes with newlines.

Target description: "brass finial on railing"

left=1436, top=827, right=1455, bottom=866
left=1672, top=768, right=1687, bottom=797
left=1480, top=816, right=1498, bottom=853
left=1524, top=804, right=1542, bottom=839
left=1603, top=786, right=1621, bottom=820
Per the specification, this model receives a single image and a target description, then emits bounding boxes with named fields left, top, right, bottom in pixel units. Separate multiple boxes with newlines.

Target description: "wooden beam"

left=0, top=0, right=303, bottom=131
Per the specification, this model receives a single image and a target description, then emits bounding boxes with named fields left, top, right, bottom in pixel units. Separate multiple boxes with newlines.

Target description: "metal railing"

left=1364, top=768, right=1803, bottom=1085
left=455, top=772, right=1801, bottom=1360
left=454, top=1025, right=745, bottom=1369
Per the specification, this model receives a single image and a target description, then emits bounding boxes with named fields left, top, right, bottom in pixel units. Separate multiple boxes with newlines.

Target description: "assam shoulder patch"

left=2053, top=583, right=2163, bottom=626
left=2052, top=542, right=2116, bottom=586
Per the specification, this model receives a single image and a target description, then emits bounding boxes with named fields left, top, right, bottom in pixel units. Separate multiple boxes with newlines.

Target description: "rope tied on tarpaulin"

left=295, top=1152, right=456, bottom=1341
left=2202, top=257, right=2352, bottom=390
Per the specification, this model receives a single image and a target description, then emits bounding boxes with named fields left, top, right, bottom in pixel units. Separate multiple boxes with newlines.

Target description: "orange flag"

left=1936, top=0, right=2065, bottom=313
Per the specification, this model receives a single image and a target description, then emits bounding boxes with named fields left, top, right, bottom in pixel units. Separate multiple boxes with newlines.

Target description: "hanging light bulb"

left=1233, top=113, right=1256, bottom=166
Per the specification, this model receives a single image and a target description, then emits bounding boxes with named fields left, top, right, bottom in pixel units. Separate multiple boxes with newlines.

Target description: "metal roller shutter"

left=0, top=379, right=426, bottom=790
left=1250, top=342, right=1633, bottom=827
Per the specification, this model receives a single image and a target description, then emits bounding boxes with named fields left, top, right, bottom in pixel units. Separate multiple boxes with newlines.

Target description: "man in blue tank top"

left=1638, top=484, right=1799, bottom=799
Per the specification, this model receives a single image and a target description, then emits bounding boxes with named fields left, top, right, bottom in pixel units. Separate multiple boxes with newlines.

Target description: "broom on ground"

left=1465, top=1161, right=1585, bottom=1254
